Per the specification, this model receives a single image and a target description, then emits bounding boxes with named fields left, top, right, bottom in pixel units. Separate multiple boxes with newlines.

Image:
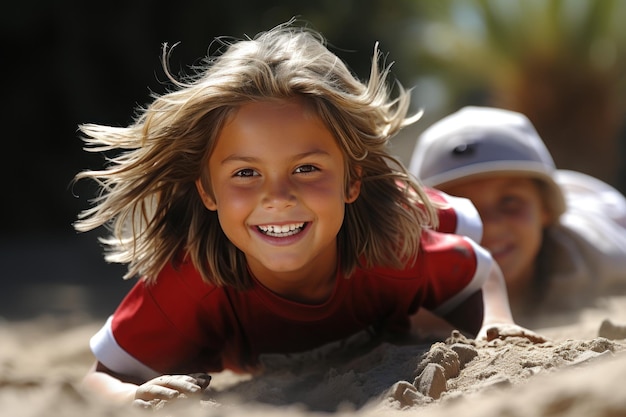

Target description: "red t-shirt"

left=90, top=189, right=488, bottom=380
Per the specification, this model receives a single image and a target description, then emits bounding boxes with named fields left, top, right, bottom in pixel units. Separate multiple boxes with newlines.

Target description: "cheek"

left=524, top=204, right=548, bottom=228
left=213, top=192, right=255, bottom=246
left=508, top=210, right=541, bottom=232
left=515, top=210, right=546, bottom=249
left=304, top=182, right=346, bottom=211
left=211, top=185, right=257, bottom=219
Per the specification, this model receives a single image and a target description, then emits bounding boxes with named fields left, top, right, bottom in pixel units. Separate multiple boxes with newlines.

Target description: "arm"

left=475, top=262, right=546, bottom=342
left=82, top=361, right=210, bottom=408
left=82, top=361, right=140, bottom=403
left=412, top=264, right=526, bottom=340
left=454, top=239, right=546, bottom=342
left=84, top=265, right=215, bottom=407
left=479, top=261, right=513, bottom=328
left=425, top=187, right=484, bottom=243
left=410, top=232, right=545, bottom=342
left=433, top=262, right=545, bottom=342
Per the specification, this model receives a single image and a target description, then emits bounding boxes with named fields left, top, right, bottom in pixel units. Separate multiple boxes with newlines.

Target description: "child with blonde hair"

left=75, top=23, right=540, bottom=408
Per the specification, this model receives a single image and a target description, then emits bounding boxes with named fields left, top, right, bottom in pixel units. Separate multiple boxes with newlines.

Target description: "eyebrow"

left=219, top=149, right=332, bottom=165
left=502, top=178, right=536, bottom=188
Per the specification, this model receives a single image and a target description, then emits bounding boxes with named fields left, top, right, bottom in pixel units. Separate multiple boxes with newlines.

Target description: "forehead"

left=444, top=175, right=542, bottom=195
left=210, top=97, right=344, bottom=161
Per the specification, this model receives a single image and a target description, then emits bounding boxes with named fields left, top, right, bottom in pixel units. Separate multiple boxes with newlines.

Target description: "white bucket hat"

left=409, top=106, right=566, bottom=221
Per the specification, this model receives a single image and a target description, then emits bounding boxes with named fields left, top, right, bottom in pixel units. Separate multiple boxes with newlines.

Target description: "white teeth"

left=487, top=245, right=506, bottom=256
left=258, top=223, right=305, bottom=237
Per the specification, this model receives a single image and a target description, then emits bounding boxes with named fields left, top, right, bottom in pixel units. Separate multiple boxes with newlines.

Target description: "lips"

left=257, top=222, right=306, bottom=238
left=485, top=242, right=514, bottom=260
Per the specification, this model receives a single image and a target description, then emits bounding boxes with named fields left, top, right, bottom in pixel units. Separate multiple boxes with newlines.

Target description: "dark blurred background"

left=2, top=0, right=625, bottom=321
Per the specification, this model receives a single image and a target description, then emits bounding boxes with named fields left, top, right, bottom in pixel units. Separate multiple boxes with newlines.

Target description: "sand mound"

left=2, top=296, right=626, bottom=417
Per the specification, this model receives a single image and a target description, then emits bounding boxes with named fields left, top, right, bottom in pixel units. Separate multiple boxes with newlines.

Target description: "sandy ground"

left=1, top=294, right=626, bottom=417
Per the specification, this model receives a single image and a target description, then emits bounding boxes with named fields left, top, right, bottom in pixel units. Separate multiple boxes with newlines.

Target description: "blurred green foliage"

left=408, top=0, right=626, bottom=188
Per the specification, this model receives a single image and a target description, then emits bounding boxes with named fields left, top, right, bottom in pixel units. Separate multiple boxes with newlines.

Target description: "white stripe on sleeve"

left=446, top=194, right=483, bottom=244
left=90, top=316, right=160, bottom=381
left=432, top=237, right=493, bottom=316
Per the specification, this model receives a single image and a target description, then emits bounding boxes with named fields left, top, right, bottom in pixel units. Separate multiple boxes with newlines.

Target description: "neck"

left=248, top=256, right=338, bottom=305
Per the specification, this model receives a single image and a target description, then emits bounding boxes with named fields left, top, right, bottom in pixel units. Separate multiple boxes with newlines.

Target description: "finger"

left=165, top=375, right=205, bottom=394
left=151, top=375, right=204, bottom=393
left=522, top=331, right=548, bottom=344
left=485, top=327, right=500, bottom=341
left=133, top=398, right=162, bottom=409
left=189, top=373, right=212, bottom=390
left=135, top=384, right=181, bottom=401
left=497, top=327, right=547, bottom=342
left=485, top=326, right=548, bottom=344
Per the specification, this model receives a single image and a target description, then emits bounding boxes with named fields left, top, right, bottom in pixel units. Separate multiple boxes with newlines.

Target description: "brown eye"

left=234, top=168, right=257, bottom=177
left=499, top=195, right=525, bottom=213
left=294, top=165, right=318, bottom=174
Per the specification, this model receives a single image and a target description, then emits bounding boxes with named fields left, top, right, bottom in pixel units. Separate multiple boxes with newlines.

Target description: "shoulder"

left=109, top=259, right=234, bottom=358
left=363, top=230, right=492, bottom=314
left=546, top=172, right=626, bottom=291
left=366, top=230, right=489, bottom=281
left=553, top=170, right=626, bottom=256
left=154, top=259, right=220, bottom=296
left=556, top=169, right=626, bottom=227
left=116, top=259, right=223, bottom=324
left=418, top=229, right=489, bottom=271
left=424, top=187, right=483, bottom=243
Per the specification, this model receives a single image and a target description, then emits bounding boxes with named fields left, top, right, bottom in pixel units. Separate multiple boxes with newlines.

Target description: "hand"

left=478, top=323, right=548, bottom=344
left=133, top=373, right=211, bottom=409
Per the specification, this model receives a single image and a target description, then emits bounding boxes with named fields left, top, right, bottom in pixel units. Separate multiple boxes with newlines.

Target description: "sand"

left=2, top=296, right=626, bottom=417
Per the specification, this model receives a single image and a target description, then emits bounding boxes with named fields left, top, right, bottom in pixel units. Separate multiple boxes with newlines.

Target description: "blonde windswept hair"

left=74, top=21, right=438, bottom=287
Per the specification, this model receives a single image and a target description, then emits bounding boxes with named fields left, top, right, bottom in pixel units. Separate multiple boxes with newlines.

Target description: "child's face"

left=442, top=176, right=550, bottom=297
left=196, top=98, right=360, bottom=297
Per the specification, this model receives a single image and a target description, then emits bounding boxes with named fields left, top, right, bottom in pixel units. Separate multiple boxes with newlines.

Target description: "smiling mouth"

left=257, top=222, right=306, bottom=237
left=487, top=244, right=512, bottom=258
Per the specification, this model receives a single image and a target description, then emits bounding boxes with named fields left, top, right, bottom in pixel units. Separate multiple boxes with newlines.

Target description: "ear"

left=195, top=178, right=218, bottom=211
left=345, top=166, right=362, bottom=204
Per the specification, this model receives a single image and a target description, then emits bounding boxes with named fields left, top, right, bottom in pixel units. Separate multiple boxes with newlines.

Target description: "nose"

left=479, top=208, right=506, bottom=241
left=261, top=175, right=296, bottom=209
